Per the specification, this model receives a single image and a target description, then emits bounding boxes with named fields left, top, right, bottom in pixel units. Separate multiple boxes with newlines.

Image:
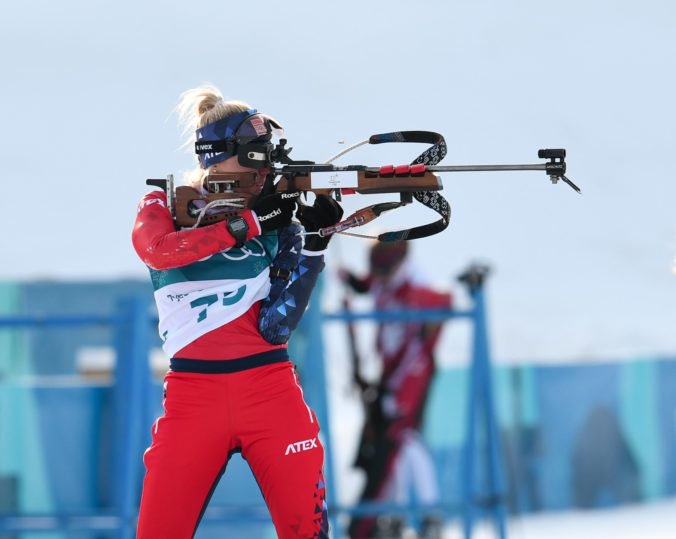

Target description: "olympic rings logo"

left=220, top=238, right=267, bottom=260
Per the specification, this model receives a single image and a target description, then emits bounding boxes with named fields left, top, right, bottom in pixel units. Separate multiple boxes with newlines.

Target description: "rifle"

left=146, top=130, right=579, bottom=241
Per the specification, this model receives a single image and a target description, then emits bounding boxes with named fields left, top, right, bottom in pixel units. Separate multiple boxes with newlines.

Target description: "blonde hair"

left=175, top=84, right=252, bottom=187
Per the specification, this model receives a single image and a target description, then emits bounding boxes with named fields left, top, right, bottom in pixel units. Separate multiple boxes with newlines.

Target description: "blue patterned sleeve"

left=258, top=224, right=325, bottom=344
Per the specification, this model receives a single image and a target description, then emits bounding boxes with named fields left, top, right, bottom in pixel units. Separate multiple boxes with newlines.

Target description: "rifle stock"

left=173, top=186, right=243, bottom=228
left=274, top=170, right=442, bottom=195
left=148, top=169, right=444, bottom=229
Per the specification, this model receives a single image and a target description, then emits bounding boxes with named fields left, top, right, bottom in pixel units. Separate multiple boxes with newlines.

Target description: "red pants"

left=137, top=361, right=329, bottom=538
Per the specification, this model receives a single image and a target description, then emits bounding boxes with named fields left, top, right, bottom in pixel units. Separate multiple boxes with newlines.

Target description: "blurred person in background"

left=132, top=85, right=342, bottom=538
left=340, top=241, right=452, bottom=539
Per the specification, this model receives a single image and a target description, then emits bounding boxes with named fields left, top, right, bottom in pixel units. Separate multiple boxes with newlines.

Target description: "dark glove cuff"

left=269, top=267, right=292, bottom=280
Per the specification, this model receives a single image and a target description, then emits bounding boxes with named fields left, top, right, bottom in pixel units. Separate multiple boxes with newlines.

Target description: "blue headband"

left=195, top=108, right=258, bottom=168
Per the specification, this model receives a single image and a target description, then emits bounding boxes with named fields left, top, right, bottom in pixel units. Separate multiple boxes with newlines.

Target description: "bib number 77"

left=189, top=285, right=247, bottom=322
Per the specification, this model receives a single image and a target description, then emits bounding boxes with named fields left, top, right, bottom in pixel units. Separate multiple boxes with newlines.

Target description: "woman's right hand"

left=250, top=191, right=301, bottom=232
left=297, top=195, right=344, bottom=251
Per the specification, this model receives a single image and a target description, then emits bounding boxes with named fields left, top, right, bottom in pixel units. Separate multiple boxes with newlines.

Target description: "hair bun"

left=198, top=95, right=222, bottom=115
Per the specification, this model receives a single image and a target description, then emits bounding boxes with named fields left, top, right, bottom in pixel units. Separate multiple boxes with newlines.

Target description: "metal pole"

left=112, top=296, right=151, bottom=539
left=427, top=164, right=545, bottom=173
left=462, top=297, right=480, bottom=539
left=463, top=280, right=506, bottom=539
left=299, top=278, right=339, bottom=538
left=472, top=285, right=507, bottom=539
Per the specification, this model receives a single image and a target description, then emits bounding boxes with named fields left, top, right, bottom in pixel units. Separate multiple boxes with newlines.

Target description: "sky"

left=1, top=0, right=675, bottom=363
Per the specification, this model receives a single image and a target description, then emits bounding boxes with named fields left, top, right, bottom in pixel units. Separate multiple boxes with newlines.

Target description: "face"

left=369, top=243, right=408, bottom=283
left=210, top=156, right=269, bottom=196
left=371, top=261, right=403, bottom=284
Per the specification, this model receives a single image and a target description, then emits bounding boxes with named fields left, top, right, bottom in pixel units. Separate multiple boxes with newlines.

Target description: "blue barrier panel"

left=0, top=311, right=122, bottom=537
left=657, top=359, right=676, bottom=495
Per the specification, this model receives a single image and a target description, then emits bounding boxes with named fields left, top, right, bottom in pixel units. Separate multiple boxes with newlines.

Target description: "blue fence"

left=1, top=278, right=675, bottom=538
left=322, top=284, right=506, bottom=539
left=0, top=276, right=505, bottom=538
left=0, top=300, right=148, bottom=538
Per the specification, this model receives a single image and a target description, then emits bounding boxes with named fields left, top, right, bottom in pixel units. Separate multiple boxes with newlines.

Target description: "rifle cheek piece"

left=237, top=142, right=274, bottom=169
left=174, top=187, right=246, bottom=228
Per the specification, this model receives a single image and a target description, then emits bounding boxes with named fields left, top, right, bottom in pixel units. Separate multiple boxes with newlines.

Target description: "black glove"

left=251, top=191, right=300, bottom=232
left=338, top=268, right=371, bottom=294
left=297, top=195, right=344, bottom=251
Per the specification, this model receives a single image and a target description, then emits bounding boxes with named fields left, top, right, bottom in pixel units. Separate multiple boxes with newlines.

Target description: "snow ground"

left=439, top=498, right=676, bottom=539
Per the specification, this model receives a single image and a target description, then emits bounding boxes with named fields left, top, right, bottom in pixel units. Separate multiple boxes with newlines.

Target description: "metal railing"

left=0, top=280, right=506, bottom=539
left=321, top=282, right=506, bottom=539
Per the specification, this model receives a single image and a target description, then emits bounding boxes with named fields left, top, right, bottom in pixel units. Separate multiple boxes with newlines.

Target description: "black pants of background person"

left=348, top=431, right=400, bottom=539
left=348, top=397, right=443, bottom=539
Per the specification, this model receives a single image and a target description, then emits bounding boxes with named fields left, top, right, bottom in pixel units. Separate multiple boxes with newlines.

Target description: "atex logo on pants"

left=285, top=437, right=318, bottom=455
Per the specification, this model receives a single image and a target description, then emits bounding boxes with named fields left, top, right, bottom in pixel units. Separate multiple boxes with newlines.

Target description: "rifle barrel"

left=274, top=163, right=548, bottom=175
left=427, top=164, right=545, bottom=172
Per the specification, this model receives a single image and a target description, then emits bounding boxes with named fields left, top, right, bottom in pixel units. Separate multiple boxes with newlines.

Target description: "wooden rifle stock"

left=174, top=186, right=243, bottom=228
left=275, top=170, right=442, bottom=195
left=156, top=169, right=443, bottom=229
